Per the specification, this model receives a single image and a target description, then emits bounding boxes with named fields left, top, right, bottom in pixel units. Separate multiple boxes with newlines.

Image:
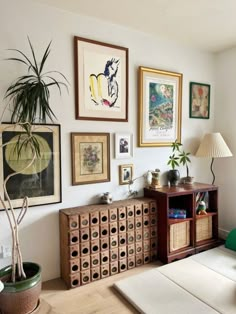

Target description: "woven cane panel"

left=196, top=216, right=212, bottom=242
left=169, top=221, right=190, bottom=252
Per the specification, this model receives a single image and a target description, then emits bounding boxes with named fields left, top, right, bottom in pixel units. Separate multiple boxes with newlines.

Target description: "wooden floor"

left=37, top=261, right=162, bottom=314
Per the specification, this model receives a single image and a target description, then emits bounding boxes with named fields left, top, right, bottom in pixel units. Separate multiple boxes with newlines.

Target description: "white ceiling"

left=33, top=0, right=236, bottom=53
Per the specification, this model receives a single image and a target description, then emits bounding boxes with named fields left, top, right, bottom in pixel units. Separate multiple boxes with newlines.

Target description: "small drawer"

left=91, top=267, right=100, bottom=281
left=135, top=229, right=142, bottom=242
left=110, top=235, right=118, bottom=248
left=100, top=264, right=110, bottom=278
left=150, top=214, right=157, bottom=226
left=151, top=249, right=158, bottom=261
left=100, top=224, right=109, bottom=238
left=110, top=261, right=118, bottom=275
left=91, top=253, right=100, bottom=267
left=110, top=248, right=118, bottom=261
left=127, top=231, right=135, bottom=244
left=91, top=239, right=100, bottom=254
left=143, top=227, right=151, bottom=240
left=68, top=215, right=79, bottom=230
left=80, top=270, right=90, bottom=285
left=119, top=233, right=127, bottom=246
left=135, top=254, right=143, bottom=267
left=142, top=203, right=150, bottom=215
left=127, top=244, right=135, bottom=256
left=80, top=255, right=90, bottom=270
left=118, top=220, right=126, bottom=233
left=90, top=226, right=100, bottom=240
left=127, top=218, right=134, bottom=231
left=80, top=242, right=90, bottom=256
left=150, top=238, right=158, bottom=250
left=135, top=217, right=143, bottom=229
left=135, top=242, right=143, bottom=255
left=100, top=237, right=109, bottom=251
left=143, top=252, right=151, bottom=264
left=143, top=216, right=150, bottom=227
left=150, top=202, right=157, bottom=214
left=119, top=259, right=127, bottom=272
left=109, top=208, right=117, bottom=222
left=135, top=204, right=142, bottom=217
left=69, top=273, right=80, bottom=288
left=69, top=259, right=80, bottom=273
left=100, top=250, right=109, bottom=264
left=119, top=246, right=127, bottom=259
left=90, top=211, right=99, bottom=226
left=127, top=205, right=134, bottom=218
left=100, top=209, right=109, bottom=224
left=69, top=245, right=80, bottom=259
left=150, top=226, right=157, bottom=238
left=143, top=239, right=151, bottom=252
left=109, top=222, right=118, bottom=235
left=80, top=228, right=89, bottom=243
left=127, top=256, right=135, bottom=269
left=80, top=213, right=89, bottom=229
left=118, top=206, right=126, bottom=220
left=69, top=230, right=79, bottom=245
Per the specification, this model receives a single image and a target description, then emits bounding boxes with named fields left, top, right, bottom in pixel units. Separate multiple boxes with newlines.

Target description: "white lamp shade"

left=195, top=133, right=232, bottom=158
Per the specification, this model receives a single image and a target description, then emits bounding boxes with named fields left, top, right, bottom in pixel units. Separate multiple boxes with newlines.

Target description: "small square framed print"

left=119, top=164, right=133, bottom=185
left=189, top=82, right=210, bottom=119
left=115, top=133, right=133, bottom=159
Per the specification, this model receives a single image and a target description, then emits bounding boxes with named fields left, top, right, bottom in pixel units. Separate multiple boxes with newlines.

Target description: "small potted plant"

left=0, top=37, right=68, bottom=314
left=179, top=149, right=193, bottom=184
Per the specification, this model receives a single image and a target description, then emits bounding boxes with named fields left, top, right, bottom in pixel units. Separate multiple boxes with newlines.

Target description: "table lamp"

left=195, top=132, right=233, bottom=185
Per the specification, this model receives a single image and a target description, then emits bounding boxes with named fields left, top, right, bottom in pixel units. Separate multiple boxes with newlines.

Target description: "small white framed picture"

left=119, top=164, right=133, bottom=185
left=115, top=133, right=133, bottom=159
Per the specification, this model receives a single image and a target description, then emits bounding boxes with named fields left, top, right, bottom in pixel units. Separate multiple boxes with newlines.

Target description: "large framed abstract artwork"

left=71, top=132, right=110, bottom=185
left=138, top=66, right=182, bottom=147
left=0, top=123, right=61, bottom=209
left=74, top=36, right=129, bottom=122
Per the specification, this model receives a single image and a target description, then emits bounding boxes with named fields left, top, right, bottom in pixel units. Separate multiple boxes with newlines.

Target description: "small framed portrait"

left=189, top=82, right=210, bottom=119
left=119, top=164, right=133, bottom=185
left=115, top=133, right=133, bottom=159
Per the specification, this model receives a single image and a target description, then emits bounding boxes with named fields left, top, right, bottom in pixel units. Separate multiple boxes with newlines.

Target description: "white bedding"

left=114, top=246, right=236, bottom=314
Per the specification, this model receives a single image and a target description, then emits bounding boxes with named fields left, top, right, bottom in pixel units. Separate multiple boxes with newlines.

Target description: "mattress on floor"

left=114, top=246, right=236, bottom=314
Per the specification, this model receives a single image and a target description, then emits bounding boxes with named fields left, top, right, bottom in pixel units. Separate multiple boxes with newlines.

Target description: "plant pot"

left=0, top=262, right=41, bottom=314
left=167, top=169, right=180, bottom=186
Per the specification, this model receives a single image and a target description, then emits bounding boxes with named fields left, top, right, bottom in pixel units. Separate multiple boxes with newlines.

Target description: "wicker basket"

left=196, top=216, right=212, bottom=242
left=169, top=221, right=190, bottom=252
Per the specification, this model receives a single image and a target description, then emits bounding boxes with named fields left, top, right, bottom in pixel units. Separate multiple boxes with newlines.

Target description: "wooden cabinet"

left=144, top=183, right=220, bottom=264
left=60, top=198, right=157, bottom=288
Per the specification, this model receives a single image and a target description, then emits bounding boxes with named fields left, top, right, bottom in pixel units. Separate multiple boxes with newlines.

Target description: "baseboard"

left=218, top=228, right=230, bottom=240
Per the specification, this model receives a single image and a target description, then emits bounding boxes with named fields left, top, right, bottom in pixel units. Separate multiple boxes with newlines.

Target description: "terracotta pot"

left=0, top=262, right=41, bottom=314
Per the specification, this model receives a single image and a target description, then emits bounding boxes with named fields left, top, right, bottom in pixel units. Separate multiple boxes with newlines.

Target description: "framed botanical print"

left=71, top=132, right=110, bottom=185
left=138, top=66, right=182, bottom=147
left=74, top=36, right=128, bottom=122
left=189, top=82, right=210, bottom=119
left=0, top=123, right=61, bottom=209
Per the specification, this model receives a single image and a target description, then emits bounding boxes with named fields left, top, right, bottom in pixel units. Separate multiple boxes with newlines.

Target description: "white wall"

left=215, top=48, right=236, bottom=239
left=0, top=0, right=216, bottom=281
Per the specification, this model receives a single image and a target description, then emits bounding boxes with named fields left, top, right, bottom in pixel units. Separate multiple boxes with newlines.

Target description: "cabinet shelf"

left=144, top=182, right=220, bottom=264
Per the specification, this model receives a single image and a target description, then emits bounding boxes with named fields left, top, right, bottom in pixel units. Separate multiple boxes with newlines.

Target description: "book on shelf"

left=168, top=208, right=187, bottom=219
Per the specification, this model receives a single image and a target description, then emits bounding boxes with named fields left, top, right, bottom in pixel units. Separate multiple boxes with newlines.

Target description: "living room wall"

left=0, top=0, right=217, bottom=281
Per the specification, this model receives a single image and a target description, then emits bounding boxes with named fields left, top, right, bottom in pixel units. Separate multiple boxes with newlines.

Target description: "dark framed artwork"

left=189, top=82, right=210, bottom=119
left=138, top=66, right=182, bottom=147
left=74, top=36, right=129, bottom=122
left=71, top=132, right=110, bottom=185
left=119, top=164, right=133, bottom=185
left=0, top=123, right=61, bottom=209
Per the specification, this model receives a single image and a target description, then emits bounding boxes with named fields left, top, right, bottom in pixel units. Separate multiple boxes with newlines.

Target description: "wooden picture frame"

left=138, top=66, right=182, bottom=147
left=119, top=164, right=133, bottom=185
left=115, top=133, right=133, bottom=159
left=189, top=82, right=210, bottom=119
left=0, top=123, right=61, bottom=209
left=71, top=132, right=110, bottom=185
left=74, top=36, right=129, bottom=122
